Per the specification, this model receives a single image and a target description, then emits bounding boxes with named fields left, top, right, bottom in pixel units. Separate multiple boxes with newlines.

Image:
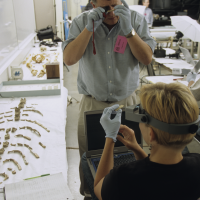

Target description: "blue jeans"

left=81, top=152, right=99, bottom=200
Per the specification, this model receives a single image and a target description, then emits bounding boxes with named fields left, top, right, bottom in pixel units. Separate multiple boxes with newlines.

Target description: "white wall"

left=33, top=0, right=56, bottom=33
left=55, top=0, right=65, bottom=40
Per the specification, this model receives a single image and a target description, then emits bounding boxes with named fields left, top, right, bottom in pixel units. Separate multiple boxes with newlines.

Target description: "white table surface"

left=153, top=57, right=194, bottom=71
left=0, top=43, right=70, bottom=196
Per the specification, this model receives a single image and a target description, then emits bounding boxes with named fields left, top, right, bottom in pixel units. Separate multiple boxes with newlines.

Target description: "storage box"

left=46, top=63, right=60, bottom=79
left=0, top=79, right=60, bottom=98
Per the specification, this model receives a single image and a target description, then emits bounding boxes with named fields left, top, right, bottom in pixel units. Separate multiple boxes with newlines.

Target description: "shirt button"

left=108, top=52, right=110, bottom=54
left=108, top=38, right=110, bottom=40
left=110, top=81, right=112, bottom=83
left=109, top=66, right=111, bottom=68
left=110, top=93, right=112, bottom=96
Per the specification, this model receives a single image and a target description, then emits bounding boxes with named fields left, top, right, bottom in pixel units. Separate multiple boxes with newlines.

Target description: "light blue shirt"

left=62, top=10, right=156, bottom=102
left=144, top=8, right=153, bottom=26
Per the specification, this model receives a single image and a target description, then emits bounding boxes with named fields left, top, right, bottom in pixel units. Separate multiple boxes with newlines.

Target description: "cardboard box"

left=46, top=63, right=60, bottom=79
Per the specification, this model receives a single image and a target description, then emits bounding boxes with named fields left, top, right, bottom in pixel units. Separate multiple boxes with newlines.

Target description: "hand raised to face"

left=114, top=0, right=133, bottom=35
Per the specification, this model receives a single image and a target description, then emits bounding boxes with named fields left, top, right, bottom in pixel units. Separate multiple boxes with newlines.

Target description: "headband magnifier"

left=125, top=104, right=200, bottom=135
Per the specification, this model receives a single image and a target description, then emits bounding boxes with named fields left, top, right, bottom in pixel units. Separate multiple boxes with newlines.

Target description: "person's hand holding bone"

left=114, top=0, right=133, bottom=36
left=100, top=104, right=122, bottom=142
left=86, top=7, right=105, bottom=32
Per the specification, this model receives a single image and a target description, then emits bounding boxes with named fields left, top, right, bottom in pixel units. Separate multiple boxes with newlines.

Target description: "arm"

left=94, top=138, right=114, bottom=200
left=117, top=125, right=148, bottom=160
left=63, top=28, right=92, bottom=66
left=127, top=34, right=153, bottom=65
left=94, top=104, right=122, bottom=199
left=114, top=0, right=155, bottom=65
left=63, top=7, right=105, bottom=66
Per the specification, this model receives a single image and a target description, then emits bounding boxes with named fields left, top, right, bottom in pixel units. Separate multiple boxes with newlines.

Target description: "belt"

left=87, top=95, right=115, bottom=104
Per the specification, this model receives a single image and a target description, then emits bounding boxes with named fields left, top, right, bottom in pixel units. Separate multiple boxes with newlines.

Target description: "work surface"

left=0, top=42, right=70, bottom=192
left=0, top=89, right=68, bottom=188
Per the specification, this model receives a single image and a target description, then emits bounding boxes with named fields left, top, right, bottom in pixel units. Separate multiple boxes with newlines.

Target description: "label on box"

left=172, top=68, right=182, bottom=75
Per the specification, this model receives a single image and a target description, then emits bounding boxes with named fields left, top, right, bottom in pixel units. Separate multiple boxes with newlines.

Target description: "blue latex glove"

left=100, top=104, right=122, bottom=142
left=187, top=71, right=197, bottom=83
left=114, top=0, right=133, bottom=36
left=86, top=7, right=105, bottom=32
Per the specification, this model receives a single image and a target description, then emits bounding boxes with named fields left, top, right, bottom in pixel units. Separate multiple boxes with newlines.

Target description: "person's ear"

left=149, top=127, right=156, bottom=143
left=91, top=2, right=96, bottom=8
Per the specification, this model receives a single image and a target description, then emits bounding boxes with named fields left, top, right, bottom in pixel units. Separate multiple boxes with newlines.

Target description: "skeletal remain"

left=0, top=117, right=3, bottom=120
left=39, top=142, right=46, bottom=148
left=8, top=168, right=12, bottom=171
left=30, top=68, right=38, bottom=76
left=15, top=116, right=20, bottom=121
left=31, top=104, right=38, bottom=105
left=7, top=119, right=13, bottom=122
left=21, top=119, right=26, bottom=121
left=15, top=134, right=31, bottom=141
left=11, top=144, right=16, bottom=146
left=37, top=64, right=46, bottom=78
left=12, top=170, right=16, bottom=174
left=0, top=172, right=9, bottom=181
left=30, top=150, right=39, bottom=158
left=0, top=148, right=5, bottom=154
left=37, top=69, right=46, bottom=78
left=8, top=150, right=28, bottom=165
left=32, top=54, right=45, bottom=63
left=17, top=143, right=23, bottom=146
left=15, top=113, right=20, bottom=117
left=0, top=182, right=2, bottom=184
left=6, top=128, right=11, bottom=133
left=0, top=128, right=5, bottom=131
left=24, top=144, right=32, bottom=150
left=26, top=106, right=32, bottom=108
left=0, top=113, right=4, bottom=115
left=0, top=155, right=1, bottom=159
left=23, top=109, right=43, bottom=116
left=18, top=102, right=24, bottom=108
left=15, top=107, right=20, bottom=113
left=0, top=121, right=5, bottom=124
left=4, top=115, right=12, bottom=118
left=26, top=62, right=32, bottom=68
left=5, top=132, right=10, bottom=140
left=5, top=111, right=12, bottom=114
left=3, top=141, right=9, bottom=148
left=22, top=60, right=26, bottom=64
left=25, top=120, right=50, bottom=132
left=21, top=98, right=26, bottom=104
left=19, top=126, right=41, bottom=136
left=19, top=126, right=25, bottom=130
left=11, top=127, right=17, bottom=133
left=3, top=159, right=22, bottom=170
left=40, top=45, right=47, bottom=52
left=22, top=114, right=28, bottom=116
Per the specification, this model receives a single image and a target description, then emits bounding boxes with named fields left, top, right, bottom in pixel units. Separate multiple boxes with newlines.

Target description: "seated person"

left=81, top=82, right=200, bottom=200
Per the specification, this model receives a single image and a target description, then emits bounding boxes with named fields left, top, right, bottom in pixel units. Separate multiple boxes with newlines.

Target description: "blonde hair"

left=139, top=82, right=199, bottom=148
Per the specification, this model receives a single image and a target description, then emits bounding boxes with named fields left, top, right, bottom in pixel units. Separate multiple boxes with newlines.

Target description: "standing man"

left=62, top=0, right=156, bottom=198
left=142, top=0, right=154, bottom=27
